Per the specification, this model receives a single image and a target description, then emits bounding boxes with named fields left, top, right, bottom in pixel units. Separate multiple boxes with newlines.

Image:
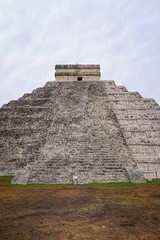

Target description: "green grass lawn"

left=0, top=176, right=160, bottom=187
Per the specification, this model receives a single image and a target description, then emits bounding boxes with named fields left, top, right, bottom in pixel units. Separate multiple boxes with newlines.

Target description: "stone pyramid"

left=0, top=64, right=159, bottom=184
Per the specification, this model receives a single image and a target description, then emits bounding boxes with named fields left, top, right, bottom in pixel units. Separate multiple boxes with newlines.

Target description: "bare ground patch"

left=0, top=179, right=160, bottom=240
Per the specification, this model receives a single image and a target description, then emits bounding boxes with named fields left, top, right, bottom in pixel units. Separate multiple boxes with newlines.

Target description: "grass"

left=82, top=178, right=160, bottom=187
left=0, top=176, right=13, bottom=186
left=0, top=176, right=160, bottom=187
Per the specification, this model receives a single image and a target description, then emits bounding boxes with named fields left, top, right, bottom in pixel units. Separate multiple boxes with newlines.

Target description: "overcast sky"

left=0, top=0, right=160, bottom=107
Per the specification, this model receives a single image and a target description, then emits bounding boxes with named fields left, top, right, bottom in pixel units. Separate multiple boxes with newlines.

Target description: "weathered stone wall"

left=105, top=81, right=160, bottom=178
left=55, top=64, right=101, bottom=81
left=56, top=75, right=100, bottom=81
left=0, top=82, right=61, bottom=175
left=0, top=79, right=159, bottom=183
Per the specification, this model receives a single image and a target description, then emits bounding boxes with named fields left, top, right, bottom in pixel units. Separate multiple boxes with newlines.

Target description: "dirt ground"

left=0, top=179, right=160, bottom=240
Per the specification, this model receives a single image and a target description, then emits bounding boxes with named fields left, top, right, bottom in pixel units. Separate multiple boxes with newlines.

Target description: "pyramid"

left=0, top=64, right=159, bottom=184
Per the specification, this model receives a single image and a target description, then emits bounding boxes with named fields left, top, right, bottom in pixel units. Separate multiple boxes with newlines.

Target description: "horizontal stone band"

left=55, top=72, right=101, bottom=76
left=55, top=64, right=100, bottom=69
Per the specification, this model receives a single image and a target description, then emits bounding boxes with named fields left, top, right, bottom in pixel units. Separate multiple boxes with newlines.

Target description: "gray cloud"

left=0, top=0, right=160, bottom=106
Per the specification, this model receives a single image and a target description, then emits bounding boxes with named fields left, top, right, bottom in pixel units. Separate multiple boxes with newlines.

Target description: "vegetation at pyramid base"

left=0, top=176, right=159, bottom=187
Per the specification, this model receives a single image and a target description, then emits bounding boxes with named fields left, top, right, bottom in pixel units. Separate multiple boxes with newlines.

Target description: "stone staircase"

left=26, top=81, right=131, bottom=183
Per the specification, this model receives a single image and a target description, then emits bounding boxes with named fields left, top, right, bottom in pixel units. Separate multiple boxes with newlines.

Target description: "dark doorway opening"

left=77, top=77, right=82, bottom=81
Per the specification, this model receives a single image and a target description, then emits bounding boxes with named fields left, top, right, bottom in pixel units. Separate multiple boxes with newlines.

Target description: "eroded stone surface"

left=0, top=77, right=159, bottom=184
left=55, top=64, right=101, bottom=81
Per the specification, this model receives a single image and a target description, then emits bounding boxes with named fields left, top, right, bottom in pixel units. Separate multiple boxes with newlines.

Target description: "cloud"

left=0, top=0, right=160, bottom=106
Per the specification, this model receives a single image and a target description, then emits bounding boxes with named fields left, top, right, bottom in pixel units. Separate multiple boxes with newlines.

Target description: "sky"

left=0, top=0, right=160, bottom=107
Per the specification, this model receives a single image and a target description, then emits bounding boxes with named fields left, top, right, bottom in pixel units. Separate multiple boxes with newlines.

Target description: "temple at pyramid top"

left=55, top=64, right=101, bottom=81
